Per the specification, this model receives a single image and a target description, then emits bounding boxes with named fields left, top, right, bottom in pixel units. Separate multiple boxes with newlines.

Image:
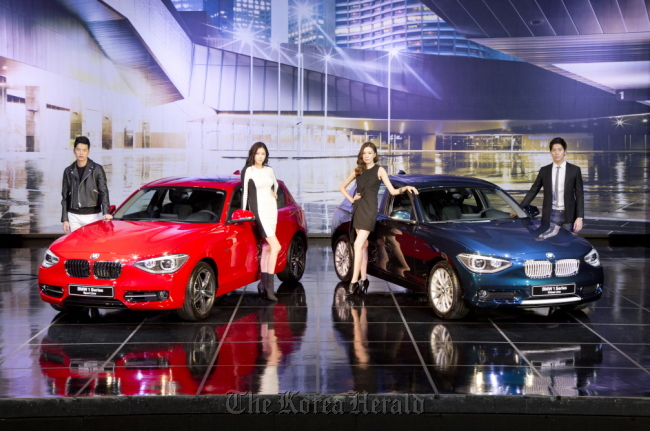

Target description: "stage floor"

left=0, top=240, right=648, bottom=398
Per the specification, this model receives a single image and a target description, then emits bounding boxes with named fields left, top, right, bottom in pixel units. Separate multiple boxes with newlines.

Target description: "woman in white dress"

left=242, top=142, right=281, bottom=301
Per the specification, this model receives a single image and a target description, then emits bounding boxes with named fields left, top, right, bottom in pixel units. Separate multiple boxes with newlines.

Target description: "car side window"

left=390, top=192, right=415, bottom=221
left=228, top=187, right=243, bottom=219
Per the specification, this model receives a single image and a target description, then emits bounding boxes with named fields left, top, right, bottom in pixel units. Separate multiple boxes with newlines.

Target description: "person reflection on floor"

left=257, top=303, right=281, bottom=394
left=350, top=297, right=370, bottom=369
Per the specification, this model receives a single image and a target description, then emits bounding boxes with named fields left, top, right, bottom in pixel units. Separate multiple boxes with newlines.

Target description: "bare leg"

left=260, top=243, right=270, bottom=273
left=359, top=240, right=369, bottom=280
left=351, top=229, right=370, bottom=283
left=265, top=235, right=282, bottom=274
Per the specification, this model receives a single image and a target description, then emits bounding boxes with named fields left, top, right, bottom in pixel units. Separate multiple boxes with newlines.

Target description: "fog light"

left=157, top=291, right=169, bottom=301
left=478, top=290, right=487, bottom=298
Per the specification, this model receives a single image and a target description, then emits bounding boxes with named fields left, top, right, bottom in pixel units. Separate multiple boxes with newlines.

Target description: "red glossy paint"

left=38, top=176, right=307, bottom=313
left=38, top=304, right=304, bottom=396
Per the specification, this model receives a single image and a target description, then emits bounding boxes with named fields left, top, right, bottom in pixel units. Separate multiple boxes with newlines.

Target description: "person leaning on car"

left=61, top=136, right=112, bottom=233
left=516, top=137, right=584, bottom=233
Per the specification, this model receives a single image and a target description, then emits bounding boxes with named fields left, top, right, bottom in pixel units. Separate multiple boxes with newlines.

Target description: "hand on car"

left=405, top=186, right=419, bottom=195
left=103, top=214, right=113, bottom=221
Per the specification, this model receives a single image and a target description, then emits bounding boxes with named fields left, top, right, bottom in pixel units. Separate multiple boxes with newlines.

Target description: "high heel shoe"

left=346, top=281, right=360, bottom=296
left=360, top=278, right=369, bottom=294
left=258, top=273, right=267, bottom=298
left=264, top=273, right=278, bottom=302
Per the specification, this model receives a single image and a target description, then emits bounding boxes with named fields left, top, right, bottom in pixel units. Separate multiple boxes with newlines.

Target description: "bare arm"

left=378, top=167, right=418, bottom=195
left=339, top=171, right=359, bottom=204
left=268, top=167, right=279, bottom=199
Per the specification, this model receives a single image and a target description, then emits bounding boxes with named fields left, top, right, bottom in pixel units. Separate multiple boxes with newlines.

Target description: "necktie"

left=554, top=165, right=560, bottom=207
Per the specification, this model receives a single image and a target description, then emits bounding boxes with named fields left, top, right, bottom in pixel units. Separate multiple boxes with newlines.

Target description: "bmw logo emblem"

left=546, top=252, right=555, bottom=259
left=90, top=253, right=100, bottom=259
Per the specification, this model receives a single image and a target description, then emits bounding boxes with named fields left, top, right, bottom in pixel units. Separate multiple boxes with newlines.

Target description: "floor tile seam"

left=487, top=317, right=559, bottom=397
left=196, top=286, right=246, bottom=395
left=387, top=285, right=439, bottom=396
left=568, top=311, right=650, bottom=376
left=73, top=316, right=149, bottom=396
left=0, top=313, right=68, bottom=366
left=15, top=279, right=38, bottom=294
left=603, top=286, right=650, bottom=313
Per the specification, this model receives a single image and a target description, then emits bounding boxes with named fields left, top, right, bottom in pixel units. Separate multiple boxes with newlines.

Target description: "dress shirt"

left=552, top=160, right=566, bottom=210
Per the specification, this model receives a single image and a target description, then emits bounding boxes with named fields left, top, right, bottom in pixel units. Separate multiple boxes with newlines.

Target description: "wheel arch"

left=199, top=257, right=218, bottom=285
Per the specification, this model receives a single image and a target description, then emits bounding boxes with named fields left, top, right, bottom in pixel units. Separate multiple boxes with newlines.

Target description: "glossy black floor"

left=0, top=240, right=649, bottom=398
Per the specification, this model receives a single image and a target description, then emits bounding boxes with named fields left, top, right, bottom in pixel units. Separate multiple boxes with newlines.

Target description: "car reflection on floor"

left=331, top=283, right=603, bottom=396
left=38, top=283, right=308, bottom=396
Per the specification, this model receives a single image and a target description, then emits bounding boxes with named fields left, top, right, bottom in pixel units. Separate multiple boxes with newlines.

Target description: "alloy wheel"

left=429, top=267, right=454, bottom=313
left=335, top=239, right=351, bottom=278
left=190, top=267, right=216, bottom=315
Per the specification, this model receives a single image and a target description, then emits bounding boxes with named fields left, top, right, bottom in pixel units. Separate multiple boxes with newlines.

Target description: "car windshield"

left=113, top=187, right=226, bottom=223
left=417, top=187, right=527, bottom=222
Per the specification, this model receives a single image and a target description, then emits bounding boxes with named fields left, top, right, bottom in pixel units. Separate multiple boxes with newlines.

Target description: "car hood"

left=420, top=219, right=593, bottom=259
left=50, top=220, right=222, bottom=258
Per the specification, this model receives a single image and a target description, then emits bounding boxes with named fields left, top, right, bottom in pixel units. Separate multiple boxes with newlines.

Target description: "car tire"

left=177, top=262, right=216, bottom=321
left=278, top=235, right=306, bottom=282
left=333, top=235, right=353, bottom=282
left=427, top=261, right=469, bottom=320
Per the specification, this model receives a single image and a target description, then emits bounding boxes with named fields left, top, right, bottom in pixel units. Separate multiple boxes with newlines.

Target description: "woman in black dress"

left=339, top=142, right=418, bottom=295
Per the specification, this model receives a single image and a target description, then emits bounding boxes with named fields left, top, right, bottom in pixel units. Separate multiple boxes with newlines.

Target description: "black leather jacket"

left=61, top=159, right=110, bottom=222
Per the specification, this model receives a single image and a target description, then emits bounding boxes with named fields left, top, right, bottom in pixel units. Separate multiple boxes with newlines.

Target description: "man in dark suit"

left=519, top=137, right=584, bottom=232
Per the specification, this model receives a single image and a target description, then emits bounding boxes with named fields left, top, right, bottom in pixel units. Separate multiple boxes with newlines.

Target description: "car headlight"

left=457, top=253, right=512, bottom=274
left=134, top=254, right=189, bottom=274
left=584, top=248, right=601, bottom=267
left=42, top=249, right=60, bottom=268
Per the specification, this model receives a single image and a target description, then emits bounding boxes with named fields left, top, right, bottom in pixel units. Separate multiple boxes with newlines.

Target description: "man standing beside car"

left=518, top=137, right=584, bottom=233
left=61, top=136, right=112, bottom=233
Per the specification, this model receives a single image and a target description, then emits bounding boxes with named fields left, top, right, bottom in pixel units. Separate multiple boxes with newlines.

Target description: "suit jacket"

left=520, top=162, right=584, bottom=224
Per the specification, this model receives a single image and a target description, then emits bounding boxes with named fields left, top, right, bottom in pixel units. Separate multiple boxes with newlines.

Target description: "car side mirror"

left=229, top=209, right=255, bottom=223
left=390, top=210, right=411, bottom=221
left=524, top=205, right=540, bottom=218
left=109, top=205, right=116, bottom=215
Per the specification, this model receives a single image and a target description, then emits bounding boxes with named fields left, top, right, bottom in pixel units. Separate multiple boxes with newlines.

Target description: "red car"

left=38, top=176, right=308, bottom=320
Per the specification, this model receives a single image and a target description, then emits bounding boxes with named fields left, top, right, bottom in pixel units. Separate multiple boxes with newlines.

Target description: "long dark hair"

left=241, top=142, right=269, bottom=181
left=354, top=142, right=379, bottom=176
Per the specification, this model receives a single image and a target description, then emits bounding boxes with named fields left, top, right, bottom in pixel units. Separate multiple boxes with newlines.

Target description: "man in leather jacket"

left=61, top=136, right=112, bottom=233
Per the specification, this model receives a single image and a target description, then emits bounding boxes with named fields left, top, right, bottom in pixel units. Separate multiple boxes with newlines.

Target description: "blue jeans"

left=550, top=209, right=573, bottom=231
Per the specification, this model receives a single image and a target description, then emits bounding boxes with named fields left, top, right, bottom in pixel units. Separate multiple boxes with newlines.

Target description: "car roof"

left=388, top=174, right=499, bottom=189
left=141, top=175, right=287, bottom=190
left=142, top=176, right=241, bottom=189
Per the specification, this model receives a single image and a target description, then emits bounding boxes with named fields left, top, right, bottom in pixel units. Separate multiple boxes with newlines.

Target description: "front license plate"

left=532, top=284, right=575, bottom=296
left=69, top=284, right=114, bottom=298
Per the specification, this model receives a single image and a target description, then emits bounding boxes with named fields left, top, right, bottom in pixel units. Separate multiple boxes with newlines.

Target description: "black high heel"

left=258, top=273, right=267, bottom=298
left=346, top=281, right=360, bottom=296
left=264, top=273, right=278, bottom=302
left=360, top=278, right=369, bottom=294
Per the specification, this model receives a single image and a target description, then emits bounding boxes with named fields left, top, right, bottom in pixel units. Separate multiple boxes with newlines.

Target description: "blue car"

left=331, top=174, right=604, bottom=319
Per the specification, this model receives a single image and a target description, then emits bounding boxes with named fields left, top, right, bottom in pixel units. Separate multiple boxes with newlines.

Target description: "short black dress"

left=352, top=164, right=381, bottom=232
